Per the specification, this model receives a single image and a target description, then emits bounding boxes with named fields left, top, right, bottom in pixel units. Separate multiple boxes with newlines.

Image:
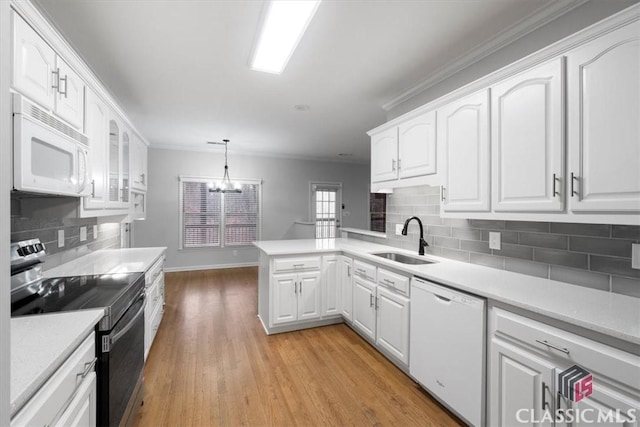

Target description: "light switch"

left=80, top=226, right=87, bottom=242
left=58, top=230, right=65, bottom=248
left=489, top=232, right=501, bottom=250
left=93, top=225, right=98, bottom=239
left=633, top=243, right=640, bottom=270
left=396, top=224, right=404, bottom=236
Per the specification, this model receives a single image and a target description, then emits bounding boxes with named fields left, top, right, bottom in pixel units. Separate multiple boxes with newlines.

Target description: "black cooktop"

left=11, top=272, right=145, bottom=320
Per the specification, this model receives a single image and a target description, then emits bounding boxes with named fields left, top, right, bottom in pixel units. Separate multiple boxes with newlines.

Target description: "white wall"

left=387, top=0, right=638, bottom=120
left=1, top=0, right=11, bottom=422
left=132, top=148, right=370, bottom=271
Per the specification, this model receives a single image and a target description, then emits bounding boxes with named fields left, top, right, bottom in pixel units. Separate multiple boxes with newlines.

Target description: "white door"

left=439, top=90, right=491, bottom=212
left=83, top=88, right=108, bottom=210
left=311, top=183, right=341, bottom=238
left=53, top=372, right=97, bottom=427
left=340, top=257, right=353, bottom=322
left=375, top=286, right=409, bottom=364
left=398, top=110, right=437, bottom=179
left=271, top=273, right=297, bottom=325
left=297, top=272, right=321, bottom=321
left=492, top=58, right=564, bottom=212
left=55, top=58, right=84, bottom=130
left=352, top=277, right=376, bottom=340
left=567, top=21, right=640, bottom=212
left=370, top=127, right=398, bottom=183
left=489, top=339, right=555, bottom=427
left=321, top=256, right=340, bottom=317
left=12, top=12, right=56, bottom=111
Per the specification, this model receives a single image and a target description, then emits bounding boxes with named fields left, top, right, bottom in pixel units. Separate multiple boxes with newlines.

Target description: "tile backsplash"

left=11, top=195, right=122, bottom=271
left=354, top=186, right=640, bottom=298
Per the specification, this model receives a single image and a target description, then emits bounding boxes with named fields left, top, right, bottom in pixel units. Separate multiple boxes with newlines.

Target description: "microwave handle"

left=78, top=148, right=90, bottom=195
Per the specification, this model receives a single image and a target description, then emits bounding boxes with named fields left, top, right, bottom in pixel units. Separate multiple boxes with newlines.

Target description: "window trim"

left=178, top=175, right=262, bottom=250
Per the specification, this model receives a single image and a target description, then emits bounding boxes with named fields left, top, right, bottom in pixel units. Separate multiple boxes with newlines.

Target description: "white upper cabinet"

left=439, top=89, right=491, bottom=212
left=12, top=12, right=56, bottom=111
left=491, top=58, right=565, bottom=212
left=131, top=135, right=148, bottom=192
left=12, top=12, right=84, bottom=130
left=54, top=58, right=84, bottom=130
left=398, top=110, right=437, bottom=179
left=370, top=127, right=398, bottom=183
left=82, top=88, right=108, bottom=212
left=567, top=20, right=640, bottom=213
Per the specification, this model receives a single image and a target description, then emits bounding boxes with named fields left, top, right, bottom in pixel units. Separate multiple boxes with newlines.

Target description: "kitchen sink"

left=371, top=252, right=437, bottom=265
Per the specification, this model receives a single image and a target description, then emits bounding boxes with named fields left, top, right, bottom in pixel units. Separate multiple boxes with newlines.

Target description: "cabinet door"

left=565, top=380, right=640, bottom=427
left=297, top=272, right=321, bottom=321
left=370, top=127, right=398, bottom=183
left=439, top=90, right=490, bottom=212
left=271, top=273, right=297, bottom=325
left=398, top=110, right=437, bottom=179
left=121, top=129, right=131, bottom=205
left=83, top=88, right=108, bottom=210
left=106, top=116, right=121, bottom=208
left=321, top=256, right=340, bottom=317
left=567, top=21, right=640, bottom=212
left=340, top=257, right=353, bottom=321
left=55, top=58, right=84, bottom=130
left=375, top=286, right=409, bottom=364
left=492, top=58, right=564, bottom=212
left=489, top=339, right=555, bottom=427
left=53, top=372, right=97, bottom=427
left=12, top=12, right=56, bottom=111
left=352, top=277, right=376, bottom=340
left=131, top=135, right=148, bottom=191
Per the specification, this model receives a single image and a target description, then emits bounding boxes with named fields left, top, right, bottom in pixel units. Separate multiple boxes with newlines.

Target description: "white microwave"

left=13, top=94, right=91, bottom=197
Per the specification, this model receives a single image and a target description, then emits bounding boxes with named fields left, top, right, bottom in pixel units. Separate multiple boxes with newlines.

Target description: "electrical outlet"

left=80, top=226, right=87, bottom=242
left=58, top=230, right=65, bottom=248
left=396, top=224, right=404, bottom=236
left=93, top=225, right=98, bottom=239
left=633, top=243, right=640, bottom=269
left=489, top=232, right=501, bottom=250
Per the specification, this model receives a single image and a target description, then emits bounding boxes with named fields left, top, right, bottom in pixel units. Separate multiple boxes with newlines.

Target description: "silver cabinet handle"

left=59, top=74, right=68, bottom=98
left=441, top=186, right=446, bottom=202
left=542, top=381, right=551, bottom=411
left=375, top=296, right=379, bottom=310
left=369, top=294, right=374, bottom=307
left=51, top=68, right=60, bottom=91
left=90, top=179, right=96, bottom=198
left=570, top=173, right=578, bottom=197
left=294, top=281, right=297, bottom=294
left=397, top=159, right=401, bottom=170
left=391, top=159, right=396, bottom=172
left=535, top=339, right=570, bottom=355
left=299, top=281, right=302, bottom=294
left=77, top=357, right=97, bottom=379
left=552, top=173, right=560, bottom=197
left=383, top=278, right=395, bottom=286
left=141, top=173, right=146, bottom=184
left=347, top=265, right=351, bottom=277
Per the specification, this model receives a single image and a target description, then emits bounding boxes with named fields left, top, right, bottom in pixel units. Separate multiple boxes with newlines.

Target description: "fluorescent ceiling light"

left=251, top=0, right=321, bottom=74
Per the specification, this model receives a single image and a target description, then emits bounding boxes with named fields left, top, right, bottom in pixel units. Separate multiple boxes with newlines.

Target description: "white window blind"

left=180, top=178, right=260, bottom=248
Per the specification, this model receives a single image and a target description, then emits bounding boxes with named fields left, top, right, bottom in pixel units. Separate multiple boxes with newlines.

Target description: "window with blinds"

left=180, top=178, right=260, bottom=248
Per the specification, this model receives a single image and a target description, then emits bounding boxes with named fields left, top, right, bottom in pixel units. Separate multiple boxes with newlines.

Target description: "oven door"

left=97, top=291, right=146, bottom=427
left=13, top=112, right=90, bottom=197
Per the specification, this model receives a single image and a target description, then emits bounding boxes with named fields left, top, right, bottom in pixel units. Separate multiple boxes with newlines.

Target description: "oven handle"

left=110, top=293, right=146, bottom=346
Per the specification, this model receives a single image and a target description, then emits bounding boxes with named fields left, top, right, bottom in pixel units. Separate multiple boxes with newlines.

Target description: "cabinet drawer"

left=145, top=254, right=165, bottom=285
left=492, top=307, right=640, bottom=391
left=353, top=260, right=376, bottom=282
left=377, top=268, right=410, bottom=295
left=273, top=256, right=321, bottom=272
left=12, top=333, right=96, bottom=427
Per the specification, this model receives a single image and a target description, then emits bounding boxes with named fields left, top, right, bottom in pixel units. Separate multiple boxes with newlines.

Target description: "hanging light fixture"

left=207, top=139, right=242, bottom=193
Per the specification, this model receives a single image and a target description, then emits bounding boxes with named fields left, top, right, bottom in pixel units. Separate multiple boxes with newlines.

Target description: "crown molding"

left=381, top=0, right=590, bottom=112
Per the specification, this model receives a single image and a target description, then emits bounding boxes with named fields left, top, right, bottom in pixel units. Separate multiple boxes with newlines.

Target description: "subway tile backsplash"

left=11, top=195, right=122, bottom=271
left=354, top=185, right=640, bottom=298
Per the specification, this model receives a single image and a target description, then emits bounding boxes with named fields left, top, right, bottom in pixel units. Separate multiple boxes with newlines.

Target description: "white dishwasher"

left=410, top=277, right=486, bottom=427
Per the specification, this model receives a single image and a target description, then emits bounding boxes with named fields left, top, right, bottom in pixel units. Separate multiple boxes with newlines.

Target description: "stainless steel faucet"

left=401, top=216, right=428, bottom=255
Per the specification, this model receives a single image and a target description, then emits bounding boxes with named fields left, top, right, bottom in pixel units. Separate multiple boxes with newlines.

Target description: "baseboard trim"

left=164, top=262, right=258, bottom=273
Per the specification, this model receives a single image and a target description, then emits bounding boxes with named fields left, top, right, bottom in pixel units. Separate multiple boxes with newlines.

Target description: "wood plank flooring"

left=134, top=267, right=463, bottom=427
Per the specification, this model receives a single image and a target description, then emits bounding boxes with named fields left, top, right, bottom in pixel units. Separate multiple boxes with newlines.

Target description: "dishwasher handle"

left=434, top=294, right=452, bottom=303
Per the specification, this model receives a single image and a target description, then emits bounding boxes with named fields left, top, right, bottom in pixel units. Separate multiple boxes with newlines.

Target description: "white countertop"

left=11, top=309, right=105, bottom=417
left=254, top=238, right=640, bottom=346
left=44, top=247, right=166, bottom=277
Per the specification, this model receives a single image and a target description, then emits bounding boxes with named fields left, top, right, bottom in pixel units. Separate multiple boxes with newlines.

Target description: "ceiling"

left=33, top=0, right=579, bottom=163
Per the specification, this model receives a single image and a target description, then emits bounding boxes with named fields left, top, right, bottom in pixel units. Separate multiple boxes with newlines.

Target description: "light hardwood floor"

left=134, top=267, right=463, bottom=427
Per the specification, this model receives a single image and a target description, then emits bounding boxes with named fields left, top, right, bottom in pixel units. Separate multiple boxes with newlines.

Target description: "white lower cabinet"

left=488, top=305, right=640, bottom=427
left=271, top=271, right=321, bottom=326
left=353, top=275, right=377, bottom=340
left=322, top=255, right=340, bottom=317
left=11, top=333, right=96, bottom=427
left=144, top=254, right=165, bottom=361
left=339, top=256, right=353, bottom=322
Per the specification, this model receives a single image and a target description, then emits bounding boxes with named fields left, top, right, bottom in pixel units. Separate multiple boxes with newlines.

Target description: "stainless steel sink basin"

left=371, top=252, right=437, bottom=265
